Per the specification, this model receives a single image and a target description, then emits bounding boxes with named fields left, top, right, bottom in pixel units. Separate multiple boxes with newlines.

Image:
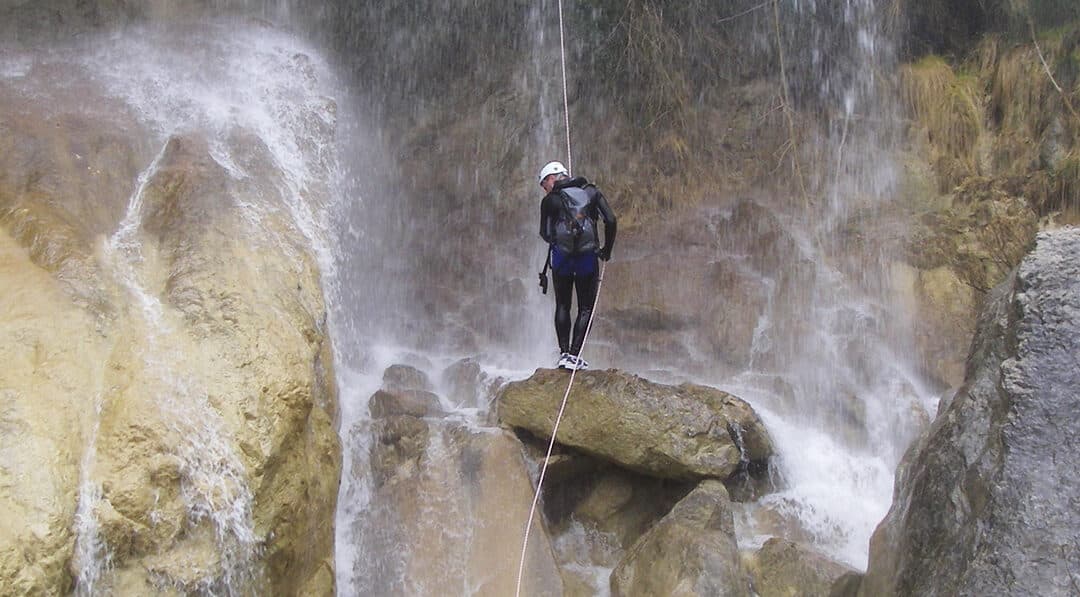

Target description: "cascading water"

left=322, top=0, right=936, bottom=590
left=720, top=0, right=936, bottom=568
left=2, top=0, right=946, bottom=593
left=0, top=14, right=345, bottom=594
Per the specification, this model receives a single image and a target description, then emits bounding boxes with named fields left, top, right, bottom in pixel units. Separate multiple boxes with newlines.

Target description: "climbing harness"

left=515, top=3, right=606, bottom=592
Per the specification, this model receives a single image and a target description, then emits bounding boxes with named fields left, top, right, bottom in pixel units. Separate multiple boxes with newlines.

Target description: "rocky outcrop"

left=610, top=480, right=751, bottom=597
left=497, top=369, right=773, bottom=481
left=858, top=228, right=1080, bottom=596
left=897, top=179, right=1039, bottom=386
left=745, top=538, right=856, bottom=597
left=350, top=416, right=563, bottom=596
left=597, top=199, right=814, bottom=374
left=0, top=36, right=340, bottom=596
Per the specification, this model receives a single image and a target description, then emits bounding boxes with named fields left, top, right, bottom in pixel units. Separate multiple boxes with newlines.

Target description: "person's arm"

left=594, top=188, right=617, bottom=260
left=539, top=193, right=556, bottom=244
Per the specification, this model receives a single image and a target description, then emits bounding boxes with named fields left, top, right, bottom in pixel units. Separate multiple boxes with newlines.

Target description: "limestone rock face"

left=900, top=183, right=1039, bottom=386
left=0, top=232, right=106, bottom=594
left=859, top=228, right=1080, bottom=596
left=0, top=37, right=340, bottom=596
left=350, top=417, right=563, bottom=596
left=745, top=538, right=856, bottom=597
left=598, top=199, right=808, bottom=373
left=497, top=369, right=772, bottom=481
left=610, top=480, right=750, bottom=597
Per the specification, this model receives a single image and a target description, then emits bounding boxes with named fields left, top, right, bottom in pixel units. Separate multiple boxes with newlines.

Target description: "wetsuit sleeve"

left=539, top=194, right=557, bottom=244
left=594, top=189, right=617, bottom=254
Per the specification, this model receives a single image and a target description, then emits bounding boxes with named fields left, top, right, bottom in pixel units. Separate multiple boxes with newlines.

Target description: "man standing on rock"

left=537, top=160, right=617, bottom=371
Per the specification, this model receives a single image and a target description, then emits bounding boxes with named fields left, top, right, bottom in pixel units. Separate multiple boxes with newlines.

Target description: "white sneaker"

left=567, top=355, right=589, bottom=371
left=557, top=352, right=573, bottom=369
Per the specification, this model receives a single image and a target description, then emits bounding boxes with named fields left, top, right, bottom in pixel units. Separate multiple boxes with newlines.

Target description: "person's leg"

left=569, top=271, right=598, bottom=356
left=553, top=272, right=574, bottom=354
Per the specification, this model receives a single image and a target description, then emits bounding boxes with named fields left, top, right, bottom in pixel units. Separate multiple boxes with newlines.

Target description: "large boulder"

left=346, top=417, right=563, bottom=596
left=368, top=388, right=445, bottom=419
left=744, top=538, right=856, bottom=597
left=610, top=480, right=751, bottom=597
left=859, top=228, right=1080, bottom=596
left=497, top=369, right=772, bottom=481
left=0, top=33, right=340, bottom=596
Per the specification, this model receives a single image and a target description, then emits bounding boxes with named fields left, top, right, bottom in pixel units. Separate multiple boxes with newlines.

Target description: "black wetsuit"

left=539, top=176, right=617, bottom=356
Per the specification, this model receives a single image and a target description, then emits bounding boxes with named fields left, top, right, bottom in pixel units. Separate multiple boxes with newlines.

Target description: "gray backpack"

left=553, top=186, right=598, bottom=256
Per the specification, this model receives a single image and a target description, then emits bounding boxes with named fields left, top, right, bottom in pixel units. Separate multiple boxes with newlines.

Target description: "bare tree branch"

left=772, top=0, right=811, bottom=206
left=1030, top=19, right=1080, bottom=127
left=716, top=1, right=771, bottom=25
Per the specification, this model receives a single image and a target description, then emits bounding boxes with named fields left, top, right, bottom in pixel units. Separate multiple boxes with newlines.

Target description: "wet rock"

left=0, top=233, right=103, bottom=595
left=0, top=54, right=340, bottom=595
left=829, top=572, right=864, bottom=597
left=382, top=363, right=433, bottom=392
left=560, top=571, right=598, bottom=597
left=349, top=419, right=563, bottom=596
left=901, top=182, right=1038, bottom=387
left=860, top=229, right=1080, bottom=596
left=745, top=538, right=856, bottom=597
left=537, top=452, right=603, bottom=487
left=369, top=416, right=431, bottom=488
left=738, top=499, right=818, bottom=547
left=601, top=252, right=769, bottom=371
left=563, top=470, right=691, bottom=551
left=611, top=480, right=751, bottom=597
left=368, top=388, right=444, bottom=419
left=497, top=369, right=773, bottom=482
left=536, top=452, right=693, bottom=554
left=441, top=357, right=483, bottom=407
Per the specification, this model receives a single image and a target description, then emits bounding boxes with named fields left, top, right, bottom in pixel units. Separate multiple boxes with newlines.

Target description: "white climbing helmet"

left=537, top=161, right=568, bottom=184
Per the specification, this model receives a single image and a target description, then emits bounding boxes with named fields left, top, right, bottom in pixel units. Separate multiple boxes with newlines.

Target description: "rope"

left=516, top=4, right=608, bottom=593
left=515, top=262, right=606, bottom=597
left=557, top=0, right=572, bottom=175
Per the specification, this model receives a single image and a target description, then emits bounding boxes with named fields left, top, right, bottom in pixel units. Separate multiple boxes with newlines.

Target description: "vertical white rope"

left=515, top=263, right=606, bottom=597
left=516, top=3, right=604, bottom=593
left=557, top=0, right=572, bottom=175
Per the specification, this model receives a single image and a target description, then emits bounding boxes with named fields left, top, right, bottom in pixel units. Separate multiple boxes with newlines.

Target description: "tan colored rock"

left=744, top=538, right=857, bottom=597
left=737, top=500, right=818, bottom=547
left=559, top=468, right=691, bottom=551
left=497, top=369, right=772, bottom=481
left=601, top=252, right=769, bottom=371
left=0, top=51, right=340, bottom=595
left=611, top=480, right=750, bottom=597
left=382, top=363, right=433, bottom=392
left=350, top=419, right=563, bottom=596
left=368, top=388, right=445, bottom=419
left=0, top=232, right=106, bottom=594
left=441, top=357, right=484, bottom=406
left=900, top=182, right=1039, bottom=387
left=890, top=263, right=976, bottom=386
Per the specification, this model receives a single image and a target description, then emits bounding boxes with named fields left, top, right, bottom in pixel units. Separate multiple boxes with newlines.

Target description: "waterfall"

left=81, top=144, right=263, bottom=595
left=1, top=15, right=348, bottom=594
left=1, top=0, right=945, bottom=593
left=72, top=391, right=111, bottom=597
left=723, top=0, right=935, bottom=568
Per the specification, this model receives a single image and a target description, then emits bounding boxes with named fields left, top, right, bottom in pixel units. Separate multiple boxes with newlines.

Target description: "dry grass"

left=1049, top=150, right=1080, bottom=214
left=992, top=43, right=1052, bottom=135
left=899, top=55, right=983, bottom=189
